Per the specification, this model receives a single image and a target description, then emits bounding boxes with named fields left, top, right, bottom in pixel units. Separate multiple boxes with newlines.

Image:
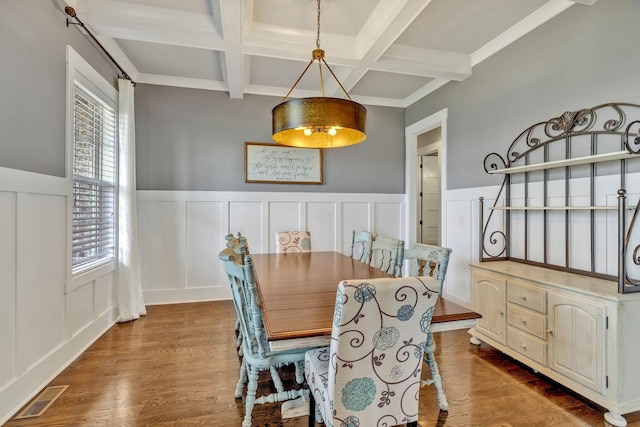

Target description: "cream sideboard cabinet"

left=469, top=261, right=640, bottom=427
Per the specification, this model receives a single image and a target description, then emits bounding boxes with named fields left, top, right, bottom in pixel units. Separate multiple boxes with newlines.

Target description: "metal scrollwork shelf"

left=479, top=102, right=640, bottom=293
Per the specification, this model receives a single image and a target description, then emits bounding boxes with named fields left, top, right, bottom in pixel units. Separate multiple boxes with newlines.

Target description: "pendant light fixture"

left=272, top=0, right=367, bottom=149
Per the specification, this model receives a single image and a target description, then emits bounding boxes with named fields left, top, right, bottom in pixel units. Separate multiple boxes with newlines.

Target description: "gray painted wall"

left=0, top=0, right=119, bottom=177
left=135, top=85, right=406, bottom=193
left=406, top=0, right=640, bottom=190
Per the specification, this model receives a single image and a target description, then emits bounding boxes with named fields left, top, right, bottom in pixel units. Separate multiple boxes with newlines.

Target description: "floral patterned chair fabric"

left=403, top=243, right=452, bottom=411
left=349, top=230, right=375, bottom=262
left=276, top=230, right=312, bottom=253
left=219, top=243, right=309, bottom=427
left=369, top=236, right=405, bottom=277
left=305, top=276, right=441, bottom=427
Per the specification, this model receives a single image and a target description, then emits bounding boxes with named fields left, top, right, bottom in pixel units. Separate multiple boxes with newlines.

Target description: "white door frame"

left=404, top=108, right=448, bottom=249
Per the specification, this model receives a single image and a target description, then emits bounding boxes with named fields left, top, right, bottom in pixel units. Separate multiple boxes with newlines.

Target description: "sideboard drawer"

left=508, top=281, right=546, bottom=314
left=507, top=303, right=547, bottom=339
left=507, top=326, right=547, bottom=366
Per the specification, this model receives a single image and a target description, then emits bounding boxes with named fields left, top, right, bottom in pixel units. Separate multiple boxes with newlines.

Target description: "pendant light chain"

left=316, top=0, right=321, bottom=49
left=317, top=0, right=325, bottom=96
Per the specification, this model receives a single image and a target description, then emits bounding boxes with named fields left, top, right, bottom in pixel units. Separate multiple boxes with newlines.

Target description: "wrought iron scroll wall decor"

left=479, top=102, right=640, bottom=293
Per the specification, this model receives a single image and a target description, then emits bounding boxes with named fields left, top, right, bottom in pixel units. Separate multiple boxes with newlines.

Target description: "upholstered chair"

left=403, top=243, right=452, bottom=411
left=305, top=276, right=441, bottom=427
left=369, top=236, right=405, bottom=276
left=276, top=230, right=312, bottom=253
left=219, top=243, right=310, bottom=427
left=349, top=230, right=375, bottom=262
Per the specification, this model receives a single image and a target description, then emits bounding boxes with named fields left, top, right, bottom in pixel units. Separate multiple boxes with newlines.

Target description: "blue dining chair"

left=403, top=243, right=452, bottom=411
left=305, top=276, right=441, bottom=427
left=224, top=232, right=249, bottom=355
left=219, top=243, right=310, bottom=427
left=349, top=230, right=375, bottom=262
left=369, top=236, right=405, bottom=277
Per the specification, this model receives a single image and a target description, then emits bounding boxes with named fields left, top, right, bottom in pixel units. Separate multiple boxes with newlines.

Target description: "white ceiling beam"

left=569, top=0, right=598, bottom=5
left=332, top=0, right=435, bottom=97
left=77, top=0, right=215, bottom=31
left=376, top=45, right=471, bottom=81
left=136, top=73, right=228, bottom=92
left=89, top=22, right=225, bottom=51
left=220, top=0, right=243, bottom=99
left=76, top=0, right=224, bottom=50
left=242, top=43, right=360, bottom=68
left=244, top=23, right=360, bottom=62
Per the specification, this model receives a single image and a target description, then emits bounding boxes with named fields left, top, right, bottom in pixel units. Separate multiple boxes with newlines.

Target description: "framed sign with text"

left=244, top=142, right=323, bottom=184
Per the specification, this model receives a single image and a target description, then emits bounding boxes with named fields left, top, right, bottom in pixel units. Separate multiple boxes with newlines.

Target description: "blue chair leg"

left=242, top=365, right=259, bottom=427
left=235, top=359, right=247, bottom=398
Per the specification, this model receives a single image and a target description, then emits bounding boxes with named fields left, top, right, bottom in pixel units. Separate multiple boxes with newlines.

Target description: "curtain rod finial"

left=65, top=6, right=77, bottom=17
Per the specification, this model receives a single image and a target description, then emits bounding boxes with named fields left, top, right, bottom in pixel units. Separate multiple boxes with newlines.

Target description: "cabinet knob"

left=521, top=319, right=527, bottom=326
left=521, top=296, right=527, bottom=301
left=520, top=343, right=527, bottom=351
left=499, top=310, right=505, bottom=316
left=547, top=329, right=553, bottom=335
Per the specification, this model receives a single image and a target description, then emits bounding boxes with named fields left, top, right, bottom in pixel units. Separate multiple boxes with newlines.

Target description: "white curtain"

left=116, top=78, right=146, bottom=322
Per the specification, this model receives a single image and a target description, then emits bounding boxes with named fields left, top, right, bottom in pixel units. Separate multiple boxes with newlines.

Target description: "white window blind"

left=72, top=83, right=117, bottom=273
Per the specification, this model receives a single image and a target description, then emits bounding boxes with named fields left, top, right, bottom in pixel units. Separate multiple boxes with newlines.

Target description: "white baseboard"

left=143, top=286, right=231, bottom=305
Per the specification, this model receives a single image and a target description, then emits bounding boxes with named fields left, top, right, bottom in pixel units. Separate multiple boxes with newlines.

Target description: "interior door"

left=419, top=154, right=440, bottom=245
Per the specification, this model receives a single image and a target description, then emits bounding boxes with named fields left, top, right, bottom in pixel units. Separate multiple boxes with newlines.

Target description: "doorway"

left=404, top=108, right=447, bottom=249
left=417, top=129, right=441, bottom=245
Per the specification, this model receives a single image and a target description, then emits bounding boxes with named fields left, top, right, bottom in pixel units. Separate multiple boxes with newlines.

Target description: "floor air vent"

left=14, top=385, right=69, bottom=419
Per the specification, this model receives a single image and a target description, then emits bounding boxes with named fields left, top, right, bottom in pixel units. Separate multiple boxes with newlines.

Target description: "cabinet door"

left=547, top=292, right=605, bottom=393
left=472, top=269, right=506, bottom=345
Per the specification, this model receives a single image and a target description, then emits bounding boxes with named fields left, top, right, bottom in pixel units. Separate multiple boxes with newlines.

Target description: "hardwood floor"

left=4, top=300, right=640, bottom=427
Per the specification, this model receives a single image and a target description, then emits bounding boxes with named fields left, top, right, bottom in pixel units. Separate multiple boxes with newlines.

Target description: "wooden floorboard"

left=4, top=300, right=640, bottom=426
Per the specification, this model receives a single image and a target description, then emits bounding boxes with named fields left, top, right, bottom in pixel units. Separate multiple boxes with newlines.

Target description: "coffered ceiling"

left=63, top=0, right=597, bottom=107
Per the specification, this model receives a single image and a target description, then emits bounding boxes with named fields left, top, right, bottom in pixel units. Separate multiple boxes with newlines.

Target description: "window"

left=72, top=83, right=117, bottom=273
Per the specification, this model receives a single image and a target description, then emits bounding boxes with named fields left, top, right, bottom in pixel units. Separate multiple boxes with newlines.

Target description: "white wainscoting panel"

left=66, top=280, right=95, bottom=338
left=137, top=191, right=404, bottom=305
left=138, top=201, right=185, bottom=292
left=443, top=197, right=475, bottom=304
left=307, top=202, right=338, bottom=251
left=94, top=272, right=115, bottom=319
left=16, top=193, right=67, bottom=374
left=341, top=202, right=372, bottom=253
left=0, top=191, right=17, bottom=389
left=186, top=202, right=224, bottom=288
left=373, top=202, right=404, bottom=240
left=229, top=201, right=263, bottom=251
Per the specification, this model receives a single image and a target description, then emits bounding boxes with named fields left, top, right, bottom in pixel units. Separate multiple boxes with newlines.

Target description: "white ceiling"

left=65, top=0, right=597, bottom=108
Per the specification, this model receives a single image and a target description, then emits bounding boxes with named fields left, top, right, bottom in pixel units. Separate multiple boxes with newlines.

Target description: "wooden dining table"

left=251, top=251, right=481, bottom=351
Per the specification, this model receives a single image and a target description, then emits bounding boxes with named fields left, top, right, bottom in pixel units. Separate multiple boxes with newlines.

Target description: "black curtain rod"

left=65, top=6, right=136, bottom=85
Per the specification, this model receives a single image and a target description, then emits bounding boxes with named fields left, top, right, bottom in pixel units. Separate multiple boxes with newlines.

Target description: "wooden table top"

left=251, top=251, right=481, bottom=343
